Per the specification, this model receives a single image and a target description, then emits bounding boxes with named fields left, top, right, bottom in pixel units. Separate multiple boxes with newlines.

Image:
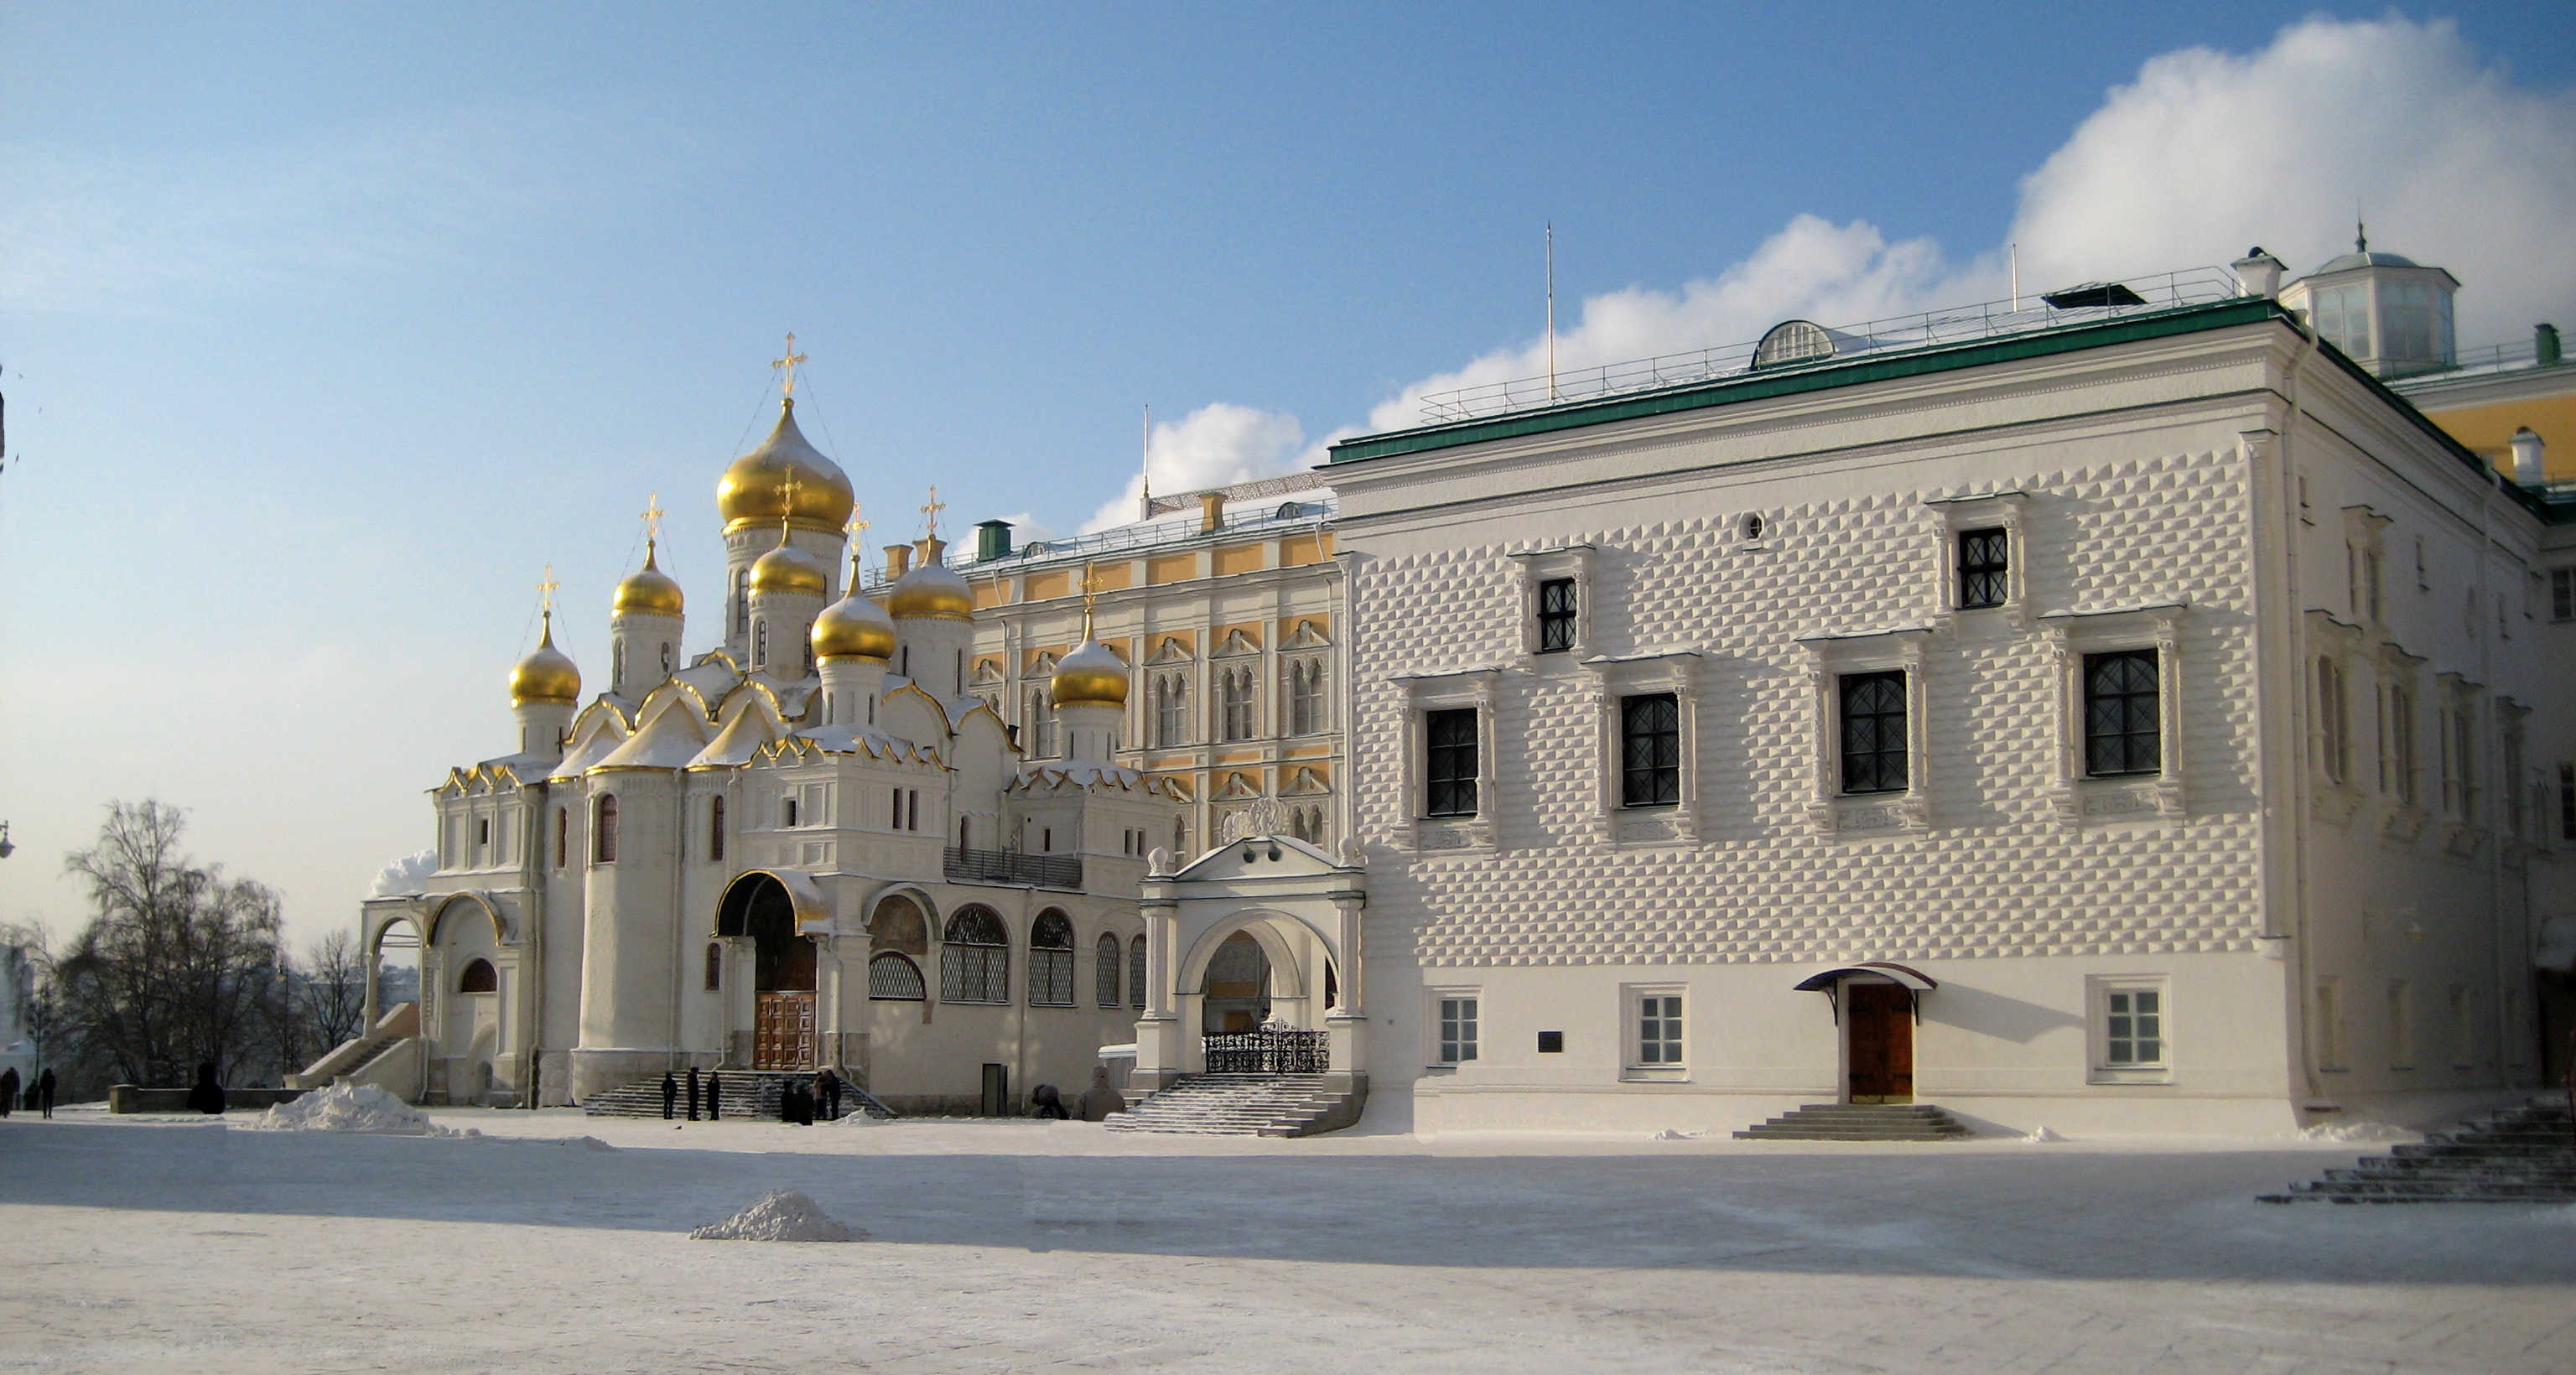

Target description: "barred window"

left=1029, top=911, right=1075, bottom=1008
left=941, top=906, right=1010, bottom=1004
left=592, top=794, right=619, bottom=864
left=1438, top=996, right=1479, bottom=1064
left=1096, top=933, right=1123, bottom=1007
left=1838, top=672, right=1908, bottom=795
left=868, top=952, right=925, bottom=1001
left=1537, top=578, right=1577, bottom=653
left=1957, top=527, right=2007, bottom=609
left=1129, top=935, right=1148, bottom=1010
left=1620, top=693, right=1680, bottom=807
left=2084, top=651, right=2161, bottom=777
left=1425, top=709, right=1478, bottom=817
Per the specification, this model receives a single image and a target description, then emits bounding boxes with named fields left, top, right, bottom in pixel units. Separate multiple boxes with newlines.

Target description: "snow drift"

left=688, top=1191, right=864, bottom=1243
left=247, top=1083, right=464, bottom=1137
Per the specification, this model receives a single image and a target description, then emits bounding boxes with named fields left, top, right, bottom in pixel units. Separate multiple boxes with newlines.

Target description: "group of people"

left=658, top=1066, right=849, bottom=1124
left=0, top=1066, right=57, bottom=1118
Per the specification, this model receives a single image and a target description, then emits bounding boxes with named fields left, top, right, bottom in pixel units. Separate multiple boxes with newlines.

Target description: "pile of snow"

left=2022, top=1126, right=2064, bottom=1144
left=1651, top=1129, right=1706, bottom=1141
left=689, top=1191, right=863, bottom=1243
left=2296, top=1120, right=2416, bottom=1143
left=558, top=1134, right=616, bottom=1152
left=828, top=1110, right=886, bottom=1128
left=248, top=1083, right=464, bottom=1137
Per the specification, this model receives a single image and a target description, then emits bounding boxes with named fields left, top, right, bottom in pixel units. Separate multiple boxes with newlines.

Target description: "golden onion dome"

left=716, top=399, right=855, bottom=532
left=611, top=541, right=684, bottom=618
left=812, top=590, right=896, bottom=662
left=1052, top=638, right=1130, bottom=709
left=885, top=540, right=974, bottom=620
left=509, top=617, right=582, bottom=707
left=749, top=535, right=828, bottom=598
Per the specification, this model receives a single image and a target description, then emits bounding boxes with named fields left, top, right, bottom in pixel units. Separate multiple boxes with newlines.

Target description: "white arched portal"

left=1136, top=834, right=1367, bottom=1089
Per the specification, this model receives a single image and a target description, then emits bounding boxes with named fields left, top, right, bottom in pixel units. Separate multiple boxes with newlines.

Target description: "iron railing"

left=1413, top=267, right=2246, bottom=425
left=854, top=500, right=1337, bottom=593
left=942, top=846, right=1082, bottom=890
left=1203, top=1029, right=1329, bottom=1075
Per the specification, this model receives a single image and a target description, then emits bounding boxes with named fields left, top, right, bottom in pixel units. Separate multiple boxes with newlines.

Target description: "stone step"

left=2265, top=1097, right=2576, bottom=1203
left=1733, top=1102, right=1974, bottom=1142
left=1101, top=1073, right=1363, bottom=1138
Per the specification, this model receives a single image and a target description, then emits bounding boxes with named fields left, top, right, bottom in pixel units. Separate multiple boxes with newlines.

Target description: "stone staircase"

left=582, top=1070, right=895, bottom=1122
left=1104, top=1073, right=1365, bottom=1138
left=2261, top=1100, right=2576, bottom=1203
left=1733, top=1103, right=1975, bottom=1142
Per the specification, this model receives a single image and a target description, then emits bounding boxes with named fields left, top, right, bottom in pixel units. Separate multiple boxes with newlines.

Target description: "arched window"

left=1129, top=935, right=1148, bottom=1009
left=1221, top=666, right=1256, bottom=741
left=1155, top=672, right=1188, bottom=747
left=709, top=796, right=726, bottom=862
left=1027, top=689, right=1058, bottom=759
left=734, top=569, right=750, bottom=635
left=704, top=942, right=722, bottom=992
left=870, top=895, right=927, bottom=957
left=1289, top=658, right=1327, bottom=735
left=660, top=641, right=674, bottom=675
left=1096, top=932, right=1123, bottom=1007
left=868, top=952, right=926, bottom=1000
left=1029, top=910, right=1075, bottom=1007
left=593, top=794, right=618, bottom=864
left=941, top=905, right=1009, bottom=1004
left=458, top=958, right=497, bottom=994
left=613, top=641, right=626, bottom=686
left=755, top=620, right=769, bottom=667
left=553, top=807, right=567, bottom=869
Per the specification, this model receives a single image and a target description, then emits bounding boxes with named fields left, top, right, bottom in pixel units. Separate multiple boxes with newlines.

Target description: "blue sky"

left=3, top=4, right=2572, bottom=944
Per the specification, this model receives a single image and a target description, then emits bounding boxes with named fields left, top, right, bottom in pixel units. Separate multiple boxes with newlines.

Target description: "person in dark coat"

left=815, top=1069, right=840, bottom=1121
left=184, top=1062, right=226, bottom=1115
left=706, top=1072, right=723, bottom=1120
left=0, top=1066, right=18, bottom=1118
left=36, top=1069, right=54, bottom=1119
left=660, top=1071, right=678, bottom=1120
left=685, top=1066, right=701, bottom=1121
left=1074, top=1065, right=1127, bottom=1122
left=1029, top=1083, right=1069, bottom=1119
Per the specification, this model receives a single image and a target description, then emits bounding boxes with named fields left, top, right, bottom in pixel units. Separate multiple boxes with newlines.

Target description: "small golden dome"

left=749, top=535, right=828, bottom=598
left=716, top=399, right=856, bottom=532
left=509, top=618, right=582, bottom=706
left=611, top=541, right=684, bottom=617
left=886, top=541, right=974, bottom=620
left=1052, top=638, right=1129, bottom=709
left=812, top=591, right=896, bottom=662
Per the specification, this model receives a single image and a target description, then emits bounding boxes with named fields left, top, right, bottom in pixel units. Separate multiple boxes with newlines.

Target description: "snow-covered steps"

left=1732, top=1103, right=1974, bottom=1142
left=2262, top=1101, right=2576, bottom=1203
left=1104, top=1073, right=1366, bottom=1138
left=581, top=1071, right=895, bottom=1122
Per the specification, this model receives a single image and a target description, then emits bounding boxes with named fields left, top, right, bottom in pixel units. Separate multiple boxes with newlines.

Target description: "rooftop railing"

left=854, top=498, right=1336, bottom=591
left=1413, top=267, right=2245, bottom=425
left=942, top=846, right=1083, bottom=890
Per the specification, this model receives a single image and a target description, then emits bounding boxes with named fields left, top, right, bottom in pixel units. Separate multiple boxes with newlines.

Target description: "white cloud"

left=1080, top=402, right=1325, bottom=532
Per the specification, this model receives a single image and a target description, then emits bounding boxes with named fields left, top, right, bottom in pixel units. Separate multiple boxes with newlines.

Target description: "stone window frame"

left=2038, top=603, right=2187, bottom=828
left=1622, top=982, right=1688, bottom=1082
left=2087, top=974, right=2173, bottom=1085
left=1795, top=627, right=1933, bottom=836
left=2304, top=610, right=2366, bottom=826
left=1426, top=986, right=1482, bottom=1071
left=1506, top=545, right=1597, bottom=662
left=1581, top=651, right=1702, bottom=848
left=1924, top=490, right=2029, bottom=629
left=1391, top=668, right=1501, bottom=854
left=2341, top=506, right=2392, bottom=629
left=2375, top=641, right=2429, bottom=843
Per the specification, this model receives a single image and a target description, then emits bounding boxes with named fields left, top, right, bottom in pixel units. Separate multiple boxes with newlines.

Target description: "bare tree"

left=55, top=801, right=286, bottom=1087
left=299, top=930, right=370, bottom=1058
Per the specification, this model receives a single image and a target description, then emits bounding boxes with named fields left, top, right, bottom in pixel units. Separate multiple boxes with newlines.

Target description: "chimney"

left=974, top=519, right=1013, bottom=562
left=1198, top=491, right=1225, bottom=533
left=2539, top=323, right=2563, bottom=368
left=2232, top=246, right=2286, bottom=299
left=884, top=543, right=913, bottom=579
left=2511, top=428, right=2546, bottom=487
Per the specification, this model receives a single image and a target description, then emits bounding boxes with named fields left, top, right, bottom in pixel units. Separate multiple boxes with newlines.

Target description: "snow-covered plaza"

left=5, top=1106, right=2575, bottom=1374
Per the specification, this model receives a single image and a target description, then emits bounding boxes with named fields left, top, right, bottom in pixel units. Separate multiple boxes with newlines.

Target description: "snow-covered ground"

left=3, top=1104, right=2573, bottom=1373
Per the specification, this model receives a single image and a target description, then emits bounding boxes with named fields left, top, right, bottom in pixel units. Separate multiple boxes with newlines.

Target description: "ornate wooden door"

left=1846, top=983, right=1914, bottom=1103
left=755, top=992, right=815, bottom=1070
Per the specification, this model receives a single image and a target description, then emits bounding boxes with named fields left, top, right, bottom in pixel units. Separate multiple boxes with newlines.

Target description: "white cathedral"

left=308, top=240, right=2576, bottom=1138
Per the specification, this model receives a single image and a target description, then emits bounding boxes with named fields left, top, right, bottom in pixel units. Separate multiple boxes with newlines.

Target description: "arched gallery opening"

left=718, top=872, right=815, bottom=1070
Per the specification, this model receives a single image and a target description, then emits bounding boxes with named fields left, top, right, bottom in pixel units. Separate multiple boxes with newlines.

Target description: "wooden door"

left=755, top=992, right=815, bottom=1071
left=1846, top=983, right=1914, bottom=1103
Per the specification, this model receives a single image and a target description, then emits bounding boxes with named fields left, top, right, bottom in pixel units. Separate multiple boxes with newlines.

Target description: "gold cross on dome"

left=920, top=486, right=944, bottom=541
left=844, top=504, right=870, bottom=583
left=537, top=565, right=559, bottom=617
left=640, top=492, right=665, bottom=543
left=771, top=333, right=808, bottom=398
left=1079, top=563, right=1101, bottom=637
left=776, top=471, right=803, bottom=528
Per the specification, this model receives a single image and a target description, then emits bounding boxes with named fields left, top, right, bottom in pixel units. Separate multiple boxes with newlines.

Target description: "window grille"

left=2084, top=651, right=2161, bottom=776
left=1621, top=693, right=1680, bottom=807
left=593, top=794, right=618, bottom=864
left=941, top=907, right=1010, bottom=1004
left=1029, top=911, right=1075, bottom=1007
left=1956, top=528, right=2007, bottom=609
left=1424, top=708, right=1478, bottom=817
left=1636, top=995, right=1683, bottom=1065
left=868, top=952, right=925, bottom=1000
left=1130, top=936, right=1148, bottom=1010
left=1838, top=672, right=1908, bottom=794
left=1437, top=996, right=1479, bottom=1063
left=1536, top=578, right=1578, bottom=653
left=2104, top=988, right=2162, bottom=1066
left=1096, top=933, right=1123, bottom=1007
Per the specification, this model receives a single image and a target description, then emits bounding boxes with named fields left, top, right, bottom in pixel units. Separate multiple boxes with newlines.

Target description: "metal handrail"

left=1414, top=267, right=2245, bottom=424
left=942, top=846, right=1083, bottom=890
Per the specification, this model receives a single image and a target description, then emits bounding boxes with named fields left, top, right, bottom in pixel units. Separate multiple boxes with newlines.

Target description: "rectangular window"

left=2386, top=688, right=2418, bottom=806
left=782, top=796, right=799, bottom=828
left=2389, top=980, right=2415, bottom=1070
left=1635, top=994, right=1684, bottom=1066
left=2084, top=650, right=2161, bottom=777
left=2560, top=763, right=2575, bottom=841
left=709, top=796, right=726, bottom=863
left=1837, top=671, right=1907, bottom=795
left=2103, top=988, right=2163, bottom=1066
left=907, top=788, right=920, bottom=833
left=2553, top=568, right=2575, bottom=622
left=1424, top=709, right=1478, bottom=817
left=1956, top=528, right=2008, bottom=610
left=891, top=787, right=903, bottom=829
left=1620, top=693, right=1681, bottom=808
left=1437, top=996, right=1479, bottom=1064
left=2316, top=657, right=2349, bottom=785
left=1155, top=672, right=1189, bottom=747
left=554, top=807, right=568, bottom=869
left=1536, top=578, right=1578, bottom=653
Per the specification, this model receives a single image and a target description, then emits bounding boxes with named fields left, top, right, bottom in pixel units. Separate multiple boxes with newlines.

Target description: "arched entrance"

left=1202, top=932, right=1271, bottom=1034
left=719, top=873, right=815, bottom=1070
